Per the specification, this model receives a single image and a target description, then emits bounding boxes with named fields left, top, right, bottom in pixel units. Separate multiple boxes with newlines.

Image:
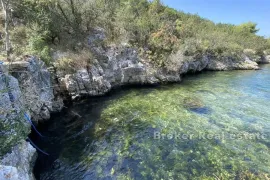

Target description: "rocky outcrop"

left=179, top=55, right=210, bottom=74
left=3, top=57, right=64, bottom=122
left=206, top=55, right=259, bottom=71
left=0, top=31, right=269, bottom=180
left=0, top=59, right=48, bottom=180
left=57, top=44, right=181, bottom=98
left=52, top=29, right=270, bottom=98
left=261, top=55, right=270, bottom=64
left=56, top=44, right=266, bottom=98
left=0, top=141, right=37, bottom=180
left=1, top=57, right=62, bottom=179
left=0, top=64, right=30, bottom=158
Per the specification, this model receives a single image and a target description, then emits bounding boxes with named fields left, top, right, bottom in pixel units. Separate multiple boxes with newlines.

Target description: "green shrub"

left=27, top=34, right=52, bottom=64
left=4, top=0, right=270, bottom=66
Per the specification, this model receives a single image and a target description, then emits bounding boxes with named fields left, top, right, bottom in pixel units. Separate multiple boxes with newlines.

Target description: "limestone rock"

left=206, top=55, right=259, bottom=70
left=0, top=65, right=30, bottom=157
left=0, top=165, right=19, bottom=180
left=1, top=141, right=37, bottom=180
left=3, top=57, right=64, bottom=122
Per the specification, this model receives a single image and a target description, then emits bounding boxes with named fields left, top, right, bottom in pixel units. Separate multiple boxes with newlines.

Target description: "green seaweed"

left=46, top=66, right=270, bottom=179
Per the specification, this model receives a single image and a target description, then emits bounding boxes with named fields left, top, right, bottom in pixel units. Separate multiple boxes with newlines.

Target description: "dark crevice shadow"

left=30, top=85, right=158, bottom=180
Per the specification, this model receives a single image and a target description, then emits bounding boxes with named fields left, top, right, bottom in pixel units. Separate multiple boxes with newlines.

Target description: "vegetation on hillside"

left=0, top=0, right=270, bottom=66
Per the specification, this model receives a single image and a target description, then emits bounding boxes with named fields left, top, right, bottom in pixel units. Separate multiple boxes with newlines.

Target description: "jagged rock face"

left=57, top=45, right=263, bottom=98
left=53, top=28, right=268, bottom=98
left=0, top=61, right=40, bottom=180
left=0, top=58, right=52, bottom=180
left=261, top=55, right=270, bottom=64
left=4, top=57, right=63, bottom=122
left=58, top=44, right=182, bottom=98
left=206, top=55, right=259, bottom=71
left=267, top=55, right=270, bottom=62
left=53, top=28, right=270, bottom=98
left=180, top=55, right=210, bottom=74
left=0, top=65, right=30, bottom=158
left=0, top=141, right=37, bottom=180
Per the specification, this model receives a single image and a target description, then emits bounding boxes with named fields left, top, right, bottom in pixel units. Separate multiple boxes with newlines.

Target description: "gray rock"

left=52, top=29, right=263, bottom=98
left=3, top=57, right=64, bottom=122
left=1, top=141, right=37, bottom=180
left=0, top=65, right=30, bottom=158
left=260, top=55, right=270, bottom=64
left=55, top=43, right=261, bottom=98
left=206, top=55, right=259, bottom=70
left=0, top=165, right=19, bottom=180
left=56, top=44, right=183, bottom=96
left=180, top=55, right=210, bottom=74
left=266, top=55, right=270, bottom=63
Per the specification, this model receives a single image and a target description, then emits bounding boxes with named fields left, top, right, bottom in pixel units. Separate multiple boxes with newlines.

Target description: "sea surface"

left=33, top=65, right=270, bottom=179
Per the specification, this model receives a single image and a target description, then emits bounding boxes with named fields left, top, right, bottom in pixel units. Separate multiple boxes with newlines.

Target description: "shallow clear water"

left=34, top=65, right=270, bottom=180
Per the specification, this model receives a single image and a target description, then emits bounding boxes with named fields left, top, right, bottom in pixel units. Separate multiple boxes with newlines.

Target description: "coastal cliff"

left=0, top=48, right=269, bottom=179
left=0, top=28, right=270, bottom=179
left=0, top=0, right=270, bottom=179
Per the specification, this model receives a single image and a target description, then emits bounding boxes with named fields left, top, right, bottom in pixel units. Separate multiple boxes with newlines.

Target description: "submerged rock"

left=190, top=107, right=212, bottom=115
left=183, top=97, right=212, bottom=114
left=183, top=97, right=205, bottom=109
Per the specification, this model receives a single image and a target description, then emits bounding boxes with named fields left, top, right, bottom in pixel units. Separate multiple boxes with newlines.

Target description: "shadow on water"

left=30, top=85, right=157, bottom=180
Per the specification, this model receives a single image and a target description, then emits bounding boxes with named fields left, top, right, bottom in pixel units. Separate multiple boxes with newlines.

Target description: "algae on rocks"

left=0, top=66, right=30, bottom=158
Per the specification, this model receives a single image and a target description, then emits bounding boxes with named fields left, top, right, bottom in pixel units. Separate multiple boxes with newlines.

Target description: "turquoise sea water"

left=34, top=65, right=270, bottom=180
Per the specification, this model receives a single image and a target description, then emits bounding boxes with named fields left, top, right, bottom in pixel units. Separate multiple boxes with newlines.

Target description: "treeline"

left=1, top=0, right=270, bottom=65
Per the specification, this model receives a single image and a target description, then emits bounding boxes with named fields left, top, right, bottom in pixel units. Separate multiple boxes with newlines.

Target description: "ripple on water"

left=33, top=65, right=270, bottom=180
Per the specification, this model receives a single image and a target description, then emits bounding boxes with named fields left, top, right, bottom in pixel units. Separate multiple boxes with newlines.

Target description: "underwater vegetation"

left=36, top=65, right=270, bottom=180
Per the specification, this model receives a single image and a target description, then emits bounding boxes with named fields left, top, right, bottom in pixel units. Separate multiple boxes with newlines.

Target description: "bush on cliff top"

left=1, top=0, right=270, bottom=66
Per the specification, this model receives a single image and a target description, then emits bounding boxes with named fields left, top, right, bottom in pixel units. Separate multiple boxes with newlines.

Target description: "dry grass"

left=54, top=50, right=93, bottom=73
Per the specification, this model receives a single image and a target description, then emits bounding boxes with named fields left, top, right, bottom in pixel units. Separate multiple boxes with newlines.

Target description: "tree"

left=236, top=22, right=259, bottom=34
left=1, top=0, right=11, bottom=59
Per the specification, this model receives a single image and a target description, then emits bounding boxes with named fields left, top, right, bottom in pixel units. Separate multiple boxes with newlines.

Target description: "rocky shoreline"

left=0, top=46, right=269, bottom=179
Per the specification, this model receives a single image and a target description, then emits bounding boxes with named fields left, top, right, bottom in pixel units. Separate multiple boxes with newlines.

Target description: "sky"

left=162, top=0, right=270, bottom=37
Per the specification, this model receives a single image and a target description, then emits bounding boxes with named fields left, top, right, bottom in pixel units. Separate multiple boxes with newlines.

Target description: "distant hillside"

left=1, top=0, right=270, bottom=66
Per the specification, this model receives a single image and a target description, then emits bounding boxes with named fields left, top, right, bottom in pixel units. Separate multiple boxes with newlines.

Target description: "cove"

left=32, top=65, right=270, bottom=180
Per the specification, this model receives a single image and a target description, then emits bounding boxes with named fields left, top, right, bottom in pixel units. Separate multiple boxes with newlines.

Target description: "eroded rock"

left=0, top=65, right=30, bottom=158
left=1, top=141, right=37, bottom=180
left=3, top=57, right=64, bottom=122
